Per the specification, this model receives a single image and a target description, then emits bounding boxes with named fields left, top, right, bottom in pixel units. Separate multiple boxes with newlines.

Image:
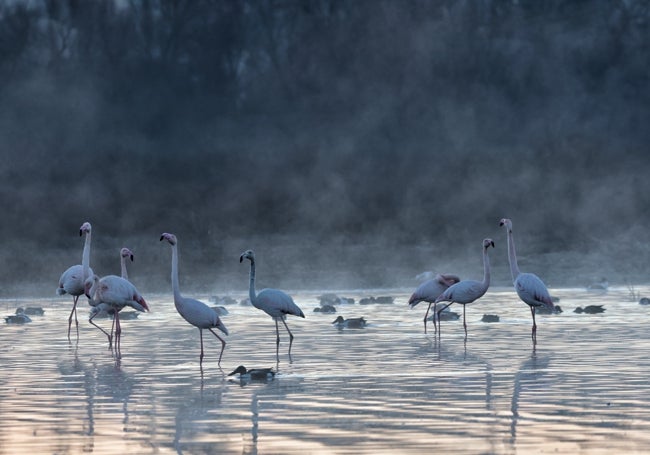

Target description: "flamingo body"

left=57, top=221, right=94, bottom=339
left=435, top=238, right=494, bottom=335
left=85, top=273, right=149, bottom=351
left=240, top=249, right=304, bottom=360
left=500, top=218, right=553, bottom=341
left=160, top=233, right=228, bottom=367
left=254, top=288, right=304, bottom=320
left=408, top=273, right=460, bottom=333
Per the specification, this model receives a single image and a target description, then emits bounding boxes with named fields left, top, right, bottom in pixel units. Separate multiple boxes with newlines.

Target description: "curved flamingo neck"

left=248, top=259, right=257, bottom=303
left=170, top=244, right=182, bottom=302
left=87, top=276, right=99, bottom=305
left=82, top=230, right=92, bottom=281
left=121, top=256, right=129, bottom=280
left=506, top=227, right=521, bottom=282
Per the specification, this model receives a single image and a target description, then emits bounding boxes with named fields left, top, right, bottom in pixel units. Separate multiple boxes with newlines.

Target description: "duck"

left=228, top=365, right=276, bottom=381
left=5, top=309, right=32, bottom=324
left=18, top=307, right=45, bottom=316
left=536, top=304, right=563, bottom=314
left=481, top=314, right=500, bottom=323
left=313, top=304, right=337, bottom=314
left=426, top=310, right=460, bottom=322
left=332, top=316, right=367, bottom=329
left=574, top=305, right=605, bottom=314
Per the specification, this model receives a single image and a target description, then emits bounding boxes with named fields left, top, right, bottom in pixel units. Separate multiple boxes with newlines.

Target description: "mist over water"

left=1, top=1, right=649, bottom=297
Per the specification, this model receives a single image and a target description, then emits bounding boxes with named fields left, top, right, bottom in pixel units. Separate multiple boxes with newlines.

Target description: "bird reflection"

left=172, top=380, right=224, bottom=454
left=510, top=349, right=551, bottom=443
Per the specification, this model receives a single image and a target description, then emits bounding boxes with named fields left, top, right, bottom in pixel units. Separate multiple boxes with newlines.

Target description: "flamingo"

left=85, top=271, right=149, bottom=351
left=435, top=239, right=494, bottom=336
left=160, top=233, right=228, bottom=367
left=88, top=247, right=142, bottom=346
left=240, top=249, right=305, bottom=360
left=408, top=273, right=461, bottom=333
left=499, top=218, right=553, bottom=341
left=57, top=221, right=94, bottom=340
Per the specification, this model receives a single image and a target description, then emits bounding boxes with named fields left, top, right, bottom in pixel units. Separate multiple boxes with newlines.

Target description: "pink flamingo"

left=88, top=247, right=142, bottom=346
left=57, top=222, right=94, bottom=340
left=499, top=218, right=553, bottom=341
left=435, top=239, right=494, bottom=336
left=160, top=233, right=228, bottom=367
left=408, top=274, right=460, bottom=333
left=240, top=250, right=305, bottom=360
left=85, top=270, right=149, bottom=352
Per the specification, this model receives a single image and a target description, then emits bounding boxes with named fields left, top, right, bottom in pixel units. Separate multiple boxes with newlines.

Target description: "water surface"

left=1, top=287, right=649, bottom=454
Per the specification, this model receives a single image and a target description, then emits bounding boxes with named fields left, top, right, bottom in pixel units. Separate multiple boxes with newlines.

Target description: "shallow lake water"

left=1, top=286, right=650, bottom=454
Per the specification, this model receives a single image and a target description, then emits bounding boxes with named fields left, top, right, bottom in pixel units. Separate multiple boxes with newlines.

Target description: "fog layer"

left=1, top=1, right=649, bottom=296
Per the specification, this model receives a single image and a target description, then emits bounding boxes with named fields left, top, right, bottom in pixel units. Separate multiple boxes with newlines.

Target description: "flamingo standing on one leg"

left=435, top=239, right=495, bottom=337
left=88, top=247, right=140, bottom=346
left=85, top=271, right=149, bottom=353
left=240, top=250, right=305, bottom=361
left=408, top=274, right=460, bottom=334
left=499, top=218, right=553, bottom=342
left=57, top=222, right=94, bottom=340
left=160, top=233, right=228, bottom=367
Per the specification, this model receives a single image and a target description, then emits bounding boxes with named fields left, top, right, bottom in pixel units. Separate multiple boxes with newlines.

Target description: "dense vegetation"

left=1, top=1, right=648, bottom=294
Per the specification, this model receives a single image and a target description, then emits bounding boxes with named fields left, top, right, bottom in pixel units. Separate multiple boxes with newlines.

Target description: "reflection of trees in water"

left=510, top=350, right=551, bottom=444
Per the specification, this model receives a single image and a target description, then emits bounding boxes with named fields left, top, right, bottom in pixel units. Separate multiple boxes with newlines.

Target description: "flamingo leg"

left=89, top=310, right=112, bottom=347
left=68, top=295, right=80, bottom=340
left=110, top=314, right=117, bottom=347
left=115, top=311, right=122, bottom=354
left=281, top=318, right=295, bottom=356
left=530, top=306, right=537, bottom=342
left=463, top=304, right=467, bottom=336
left=274, top=319, right=281, bottom=360
left=423, top=301, right=434, bottom=334
left=436, top=302, right=454, bottom=334
left=199, top=329, right=205, bottom=366
left=208, top=328, right=227, bottom=366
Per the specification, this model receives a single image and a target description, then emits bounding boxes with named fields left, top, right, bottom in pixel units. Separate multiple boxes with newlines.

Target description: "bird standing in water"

left=408, top=273, right=460, bottom=333
left=161, top=233, right=228, bottom=367
left=500, top=218, right=554, bottom=342
left=240, top=249, right=304, bottom=361
left=57, top=222, right=94, bottom=340
left=435, top=238, right=494, bottom=337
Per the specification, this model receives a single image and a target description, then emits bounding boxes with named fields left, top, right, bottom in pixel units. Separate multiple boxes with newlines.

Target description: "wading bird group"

left=54, top=218, right=557, bottom=368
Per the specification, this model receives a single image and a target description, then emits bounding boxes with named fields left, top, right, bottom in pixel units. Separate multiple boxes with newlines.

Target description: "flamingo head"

left=239, top=249, right=255, bottom=263
left=499, top=218, right=513, bottom=232
left=121, top=247, right=134, bottom=262
left=483, top=238, right=495, bottom=250
left=79, top=222, right=92, bottom=236
left=228, top=365, right=248, bottom=376
left=160, top=233, right=177, bottom=245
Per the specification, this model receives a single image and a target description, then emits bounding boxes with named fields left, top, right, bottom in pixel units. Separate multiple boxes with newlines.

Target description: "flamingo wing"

left=515, top=273, right=553, bottom=309
left=436, top=280, right=486, bottom=304
left=257, top=288, right=305, bottom=318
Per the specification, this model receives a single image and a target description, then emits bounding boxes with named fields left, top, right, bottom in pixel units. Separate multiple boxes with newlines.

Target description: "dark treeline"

left=1, top=0, right=649, bottom=295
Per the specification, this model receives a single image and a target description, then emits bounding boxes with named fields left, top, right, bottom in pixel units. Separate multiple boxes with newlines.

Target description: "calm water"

left=1, top=286, right=650, bottom=454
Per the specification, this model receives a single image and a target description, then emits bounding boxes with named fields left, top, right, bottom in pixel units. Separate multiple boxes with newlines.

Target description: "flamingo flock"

left=53, top=217, right=565, bottom=368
